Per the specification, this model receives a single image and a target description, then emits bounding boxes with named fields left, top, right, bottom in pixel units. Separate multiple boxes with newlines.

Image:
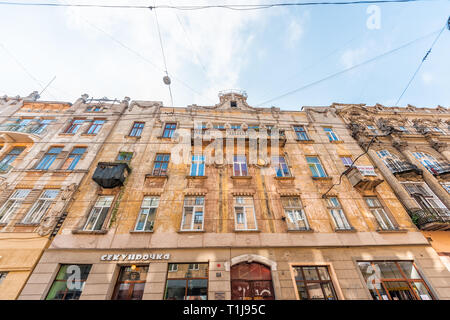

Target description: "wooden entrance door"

left=231, top=262, right=274, bottom=300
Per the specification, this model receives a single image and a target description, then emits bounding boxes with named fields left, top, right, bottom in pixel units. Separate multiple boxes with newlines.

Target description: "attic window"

left=230, top=101, right=237, bottom=108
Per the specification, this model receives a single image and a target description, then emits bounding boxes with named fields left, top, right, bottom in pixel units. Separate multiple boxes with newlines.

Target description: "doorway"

left=231, top=262, right=274, bottom=300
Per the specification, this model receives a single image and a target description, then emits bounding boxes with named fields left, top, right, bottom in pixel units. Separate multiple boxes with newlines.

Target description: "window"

left=189, top=264, right=200, bottom=270
left=168, top=264, right=178, bottom=272
left=83, top=196, right=114, bottom=231
left=230, top=101, right=237, bottom=108
left=164, top=263, right=208, bottom=300
left=398, top=126, right=409, bottom=133
left=323, top=127, right=339, bottom=142
left=282, top=197, right=309, bottom=231
left=233, top=155, right=248, bottom=176
left=294, top=126, right=309, bottom=140
left=234, top=196, right=257, bottom=231
left=129, top=122, right=144, bottom=137
left=46, top=264, right=92, bottom=300
left=367, top=125, right=378, bottom=134
left=403, top=182, right=447, bottom=212
left=60, top=147, right=86, bottom=170
left=358, top=261, right=435, bottom=300
left=35, top=147, right=63, bottom=170
left=306, top=157, right=327, bottom=178
left=152, top=154, right=170, bottom=176
left=432, top=127, right=444, bottom=134
left=65, top=119, right=84, bottom=134
left=86, top=106, right=102, bottom=112
left=326, top=197, right=352, bottom=230
left=0, top=272, right=7, bottom=285
left=190, top=155, right=205, bottom=176
left=22, top=189, right=59, bottom=224
left=86, top=120, right=105, bottom=135
left=441, top=183, right=450, bottom=194
left=34, top=119, right=52, bottom=134
left=230, top=124, right=241, bottom=129
left=272, top=156, right=291, bottom=177
left=163, top=123, right=176, bottom=138
left=181, top=196, right=204, bottom=231
left=213, top=123, right=225, bottom=130
left=0, top=189, right=30, bottom=223
left=112, top=265, right=149, bottom=300
left=365, top=197, right=397, bottom=230
left=340, top=156, right=353, bottom=167
left=0, top=147, right=25, bottom=171
left=117, top=152, right=133, bottom=162
left=134, top=196, right=159, bottom=231
left=293, top=266, right=337, bottom=300
left=412, top=152, right=444, bottom=175
left=248, top=124, right=259, bottom=130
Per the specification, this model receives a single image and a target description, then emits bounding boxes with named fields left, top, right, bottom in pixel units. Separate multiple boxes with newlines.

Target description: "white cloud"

left=422, top=72, right=433, bottom=85
left=340, top=47, right=368, bottom=69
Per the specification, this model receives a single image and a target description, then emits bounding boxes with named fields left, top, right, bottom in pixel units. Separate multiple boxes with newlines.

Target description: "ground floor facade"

left=18, top=243, right=450, bottom=300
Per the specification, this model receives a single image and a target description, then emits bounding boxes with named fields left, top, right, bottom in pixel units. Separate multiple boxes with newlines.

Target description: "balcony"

left=425, top=163, right=450, bottom=178
left=385, top=160, right=422, bottom=177
left=0, top=123, right=47, bottom=142
left=409, top=208, right=450, bottom=231
left=344, top=166, right=383, bottom=191
left=92, top=162, right=131, bottom=188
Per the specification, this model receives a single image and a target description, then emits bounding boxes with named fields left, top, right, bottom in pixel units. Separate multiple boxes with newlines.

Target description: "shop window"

left=233, top=155, right=248, bottom=176
left=61, top=147, right=86, bottom=170
left=164, top=263, right=208, bottom=300
left=190, top=155, right=205, bottom=176
left=152, top=154, right=170, bottom=176
left=358, top=261, right=435, bottom=300
left=163, top=123, right=176, bottom=138
left=364, top=197, right=397, bottom=230
left=0, top=147, right=25, bottom=172
left=22, top=189, right=59, bottom=224
left=35, top=147, right=63, bottom=170
left=306, top=157, right=327, bottom=178
left=129, top=122, right=144, bottom=137
left=46, top=264, right=92, bottom=300
left=112, top=265, right=149, bottom=300
left=325, top=197, right=352, bottom=231
left=293, top=266, right=338, bottom=300
left=272, top=156, right=291, bottom=177
left=294, top=126, right=309, bottom=141
left=231, top=262, right=274, bottom=300
left=281, top=197, right=309, bottom=231
left=134, top=196, right=159, bottom=232
left=0, top=189, right=31, bottom=223
left=181, top=196, right=204, bottom=231
left=83, top=196, right=114, bottom=231
left=233, top=196, right=257, bottom=231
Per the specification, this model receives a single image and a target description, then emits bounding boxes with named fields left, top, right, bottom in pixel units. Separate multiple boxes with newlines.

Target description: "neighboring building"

left=335, top=103, right=450, bottom=271
left=18, top=92, right=450, bottom=300
left=0, top=93, right=129, bottom=299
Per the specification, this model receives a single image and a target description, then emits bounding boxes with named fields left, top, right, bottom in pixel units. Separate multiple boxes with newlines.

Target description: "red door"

left=231, top=262, right=274, bottom=300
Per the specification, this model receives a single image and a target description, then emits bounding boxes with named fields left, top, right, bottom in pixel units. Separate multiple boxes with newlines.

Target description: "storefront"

left=19, top=245, right=448, bottom=300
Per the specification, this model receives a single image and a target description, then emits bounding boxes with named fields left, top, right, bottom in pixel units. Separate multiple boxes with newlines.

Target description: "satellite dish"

left=163, top=76, right=171, bottom=85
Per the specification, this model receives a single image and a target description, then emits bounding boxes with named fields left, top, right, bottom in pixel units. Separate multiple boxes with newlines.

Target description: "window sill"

left=287, top=228, right=314, bottom=233
left=177, top=230, right=205, bottom=233
left=376, top=228, right=408, bottom=234
left=145, top=174, right=168, bottom=179
left=296, top=139, right=315, bottom=144
left=312, top=176, right=332, bottom=181
left=234, top=229, right=260, bottom=233
left=58, top=133, right=75, bottom=136
left=80, top=133, right=97, bottom=137
left=72, top=229, right=108, bottom=235
left=130, top=230, right=153, bottom=234
left=335, top=228, right=357, bottom=233
left=330, top=140, right=344, bottom=144
left=0, top=223, right=7, bottom=227
left=15, top=222, right=39, bottom=227
left=186, top=175, right=207, bottom=179
left=274, top=176, right=295, bottom=180
left=157, top=136, right=174, bottom=140
left=125, top=135, right=141, bottom=139
left=231, top=176, right=252, bottom=179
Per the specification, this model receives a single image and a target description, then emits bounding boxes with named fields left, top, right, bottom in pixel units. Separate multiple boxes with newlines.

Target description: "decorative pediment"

left=187, top=90, right=258, bottom=112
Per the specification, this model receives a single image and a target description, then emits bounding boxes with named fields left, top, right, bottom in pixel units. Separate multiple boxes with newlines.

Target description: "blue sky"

left=0, top=0, right=449, bottom=110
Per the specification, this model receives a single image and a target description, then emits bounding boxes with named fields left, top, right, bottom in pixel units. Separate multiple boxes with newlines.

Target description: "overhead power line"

left=255, top=27, right=442, bottom=107
left=0, top=0, right=444, bottom=10
left=395, top=19, right=448, bottom=105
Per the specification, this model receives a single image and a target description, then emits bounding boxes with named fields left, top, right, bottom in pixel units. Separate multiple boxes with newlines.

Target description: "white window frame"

left=340, top=156, right=353, bottom=167
left=190, top=155, right=205, bottom=176
left=22, top=189, right=59, bottom=224
left=272, top=156, right=291, bottom=177
left=83, top=196, right=114, bottom=231
left=134, top=196, right=159, bottom=231
left=188, top=263, right=200, bottom=270
left=282, top=197, right=309, bottom=231
left=323, top=127, right=339, bottom=141
left=326, top=197, right=352, bottom=230
left=365, top=197, right=396, bottom=230
left=306, top=157, right=327, bottom=178
left=233, top=155, right=248, bottom=176
left=168, top=264, right=178, bottom=272
left=233, top=196, right=258, bottom=231
left=0, top=189, right=31, bottom=223
left=180, top=196, right=205, bottom=231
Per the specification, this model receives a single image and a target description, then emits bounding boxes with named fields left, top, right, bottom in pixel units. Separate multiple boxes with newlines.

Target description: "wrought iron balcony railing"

left=385, top=160, right=422, bottom=175
left=409, top=207, right=450, bottom=230
left=424, top=163, right=450, bottom=176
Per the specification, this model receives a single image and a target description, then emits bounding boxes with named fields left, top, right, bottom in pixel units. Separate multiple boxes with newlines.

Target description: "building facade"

left=8, top=91, right=450, bottom=300
left=0, top=93, right=128, bottom=299
left=335, top=103, right=450, bottom=271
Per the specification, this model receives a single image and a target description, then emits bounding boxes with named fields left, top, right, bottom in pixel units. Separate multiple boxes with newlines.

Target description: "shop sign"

left=100, top=253, right=170, bottom=261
